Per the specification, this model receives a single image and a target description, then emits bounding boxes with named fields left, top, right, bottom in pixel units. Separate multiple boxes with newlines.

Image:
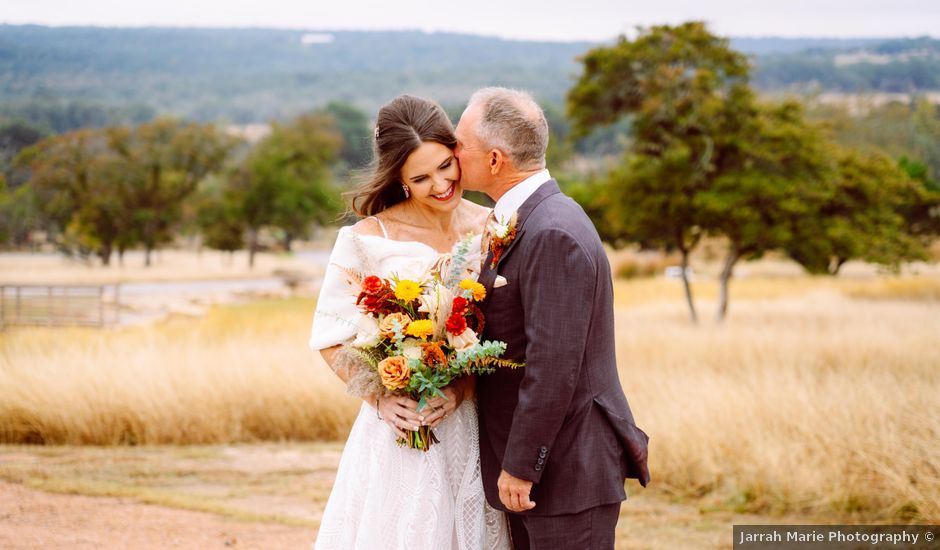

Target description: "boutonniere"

left=487, top=212, right=519, bottom=268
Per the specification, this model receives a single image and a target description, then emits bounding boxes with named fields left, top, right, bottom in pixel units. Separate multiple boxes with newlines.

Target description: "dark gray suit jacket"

left=476, top=180, right=650, bottom=517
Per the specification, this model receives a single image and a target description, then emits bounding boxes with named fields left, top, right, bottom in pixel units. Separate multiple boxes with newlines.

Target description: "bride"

left=308, top=95, right=512, bottom=550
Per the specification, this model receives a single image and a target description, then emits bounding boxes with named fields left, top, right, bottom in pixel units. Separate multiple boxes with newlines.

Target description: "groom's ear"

left=488, top=149, right=505, bottom=175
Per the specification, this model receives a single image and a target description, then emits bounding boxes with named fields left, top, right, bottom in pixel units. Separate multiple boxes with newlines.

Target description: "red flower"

left=451, top=296, right=468, bottom=315
left=362, top=275, right=384, bottom=295
left=361, top=296, right=385, bottom=313
left=446, top=312, right=468, bottom=336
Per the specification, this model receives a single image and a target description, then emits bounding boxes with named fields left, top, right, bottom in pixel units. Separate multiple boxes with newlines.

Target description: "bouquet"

left=341, top=234, right=521, bottom=451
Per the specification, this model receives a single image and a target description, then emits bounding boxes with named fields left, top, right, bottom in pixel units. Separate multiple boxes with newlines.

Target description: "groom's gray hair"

left=467, top=87, right=548, bottom=171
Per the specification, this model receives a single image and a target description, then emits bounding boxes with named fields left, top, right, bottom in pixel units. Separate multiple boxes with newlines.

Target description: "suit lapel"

left=492, top=179, right=561, bottom=269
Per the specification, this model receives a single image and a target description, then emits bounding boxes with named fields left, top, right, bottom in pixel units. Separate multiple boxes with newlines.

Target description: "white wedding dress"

left=308, top=222, right=512, bottom=550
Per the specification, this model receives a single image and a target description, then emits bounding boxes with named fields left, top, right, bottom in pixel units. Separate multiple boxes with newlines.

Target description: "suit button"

left=539, top=446, right=548, bottom=453
left=534, top=465, right=542, bottom=472
left=536, top=458, right=545, bottom=465
left=538, top=450, right=547, bottom=458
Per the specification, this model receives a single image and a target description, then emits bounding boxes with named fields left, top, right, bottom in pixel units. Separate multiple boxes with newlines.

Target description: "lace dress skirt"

left=312, top=399, right=510, bottom=550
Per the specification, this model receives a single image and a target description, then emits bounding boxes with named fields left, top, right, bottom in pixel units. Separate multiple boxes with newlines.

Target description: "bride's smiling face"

left=400, top=141, right=462, bottom=212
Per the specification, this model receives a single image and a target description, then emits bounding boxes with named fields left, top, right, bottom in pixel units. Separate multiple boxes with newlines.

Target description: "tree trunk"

left=144, top=245, right=153, bottom=267
left=98, top=243, right=113, bottom=267
left=283, top=233, right=293, bottom=253
left=248, top=228, right=258, bottom=269
left=829, top=256, right=847, bottom=276
left=679, top=248, right=698, bottom=324
left=717, top=247, right=740, bottom=323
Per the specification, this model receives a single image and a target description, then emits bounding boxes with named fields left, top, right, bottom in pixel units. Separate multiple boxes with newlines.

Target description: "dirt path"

left=0, top=480, right=313, bottom=549
left=0, top=443, right=798, bottom=549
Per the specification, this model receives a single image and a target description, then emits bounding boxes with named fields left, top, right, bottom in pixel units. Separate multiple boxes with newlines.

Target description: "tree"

left=696, top=101, right=832, bottom=320
left=0, top=123, right=46, bottom=245
left=567, top=22, right=753, bottom=323
left=227, top=113, right=342, bottom=267
left=0, top=121, right=45, bottom=184
left=15, top=129, right=132, bottom=264
left=317, top=102, right=373, bottom=171
left=541, top=102, right=574, bottom=168
left=107, top=118, right=235, bottom=266
left=785, top=149, right=931, bottom=276
left=197, top=187, right=245, bottom=260
left=0, top=176, right=39, bottom=248
left=897, top=156, right=940, bottom=242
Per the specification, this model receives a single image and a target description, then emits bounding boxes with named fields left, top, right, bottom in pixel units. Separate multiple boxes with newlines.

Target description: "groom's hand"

left=497, top=470, right=536, bottom=512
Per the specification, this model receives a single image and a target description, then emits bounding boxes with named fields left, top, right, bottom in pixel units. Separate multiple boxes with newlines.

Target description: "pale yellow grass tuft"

left=618, top=293, right=940, bottom=521
left=0, top=299, right=359, bottom=444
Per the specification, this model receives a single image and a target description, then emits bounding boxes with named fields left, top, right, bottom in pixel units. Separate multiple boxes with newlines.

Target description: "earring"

left=402, top=184, right=410, bottom=198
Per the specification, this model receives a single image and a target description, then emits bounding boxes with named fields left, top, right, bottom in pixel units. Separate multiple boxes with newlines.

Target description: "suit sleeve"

left=501, top=228, right=597, bottom=483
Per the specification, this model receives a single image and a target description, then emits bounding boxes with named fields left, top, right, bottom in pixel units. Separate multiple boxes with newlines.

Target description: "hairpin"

left=374, top=126, right=379, bottom=139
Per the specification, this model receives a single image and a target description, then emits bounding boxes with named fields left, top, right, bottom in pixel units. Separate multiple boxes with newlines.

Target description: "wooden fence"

left=0, top=284, right=121, bottom=329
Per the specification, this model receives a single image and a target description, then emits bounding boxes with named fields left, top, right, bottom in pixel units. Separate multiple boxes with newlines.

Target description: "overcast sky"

left=2, top=0, right=938, bottom=41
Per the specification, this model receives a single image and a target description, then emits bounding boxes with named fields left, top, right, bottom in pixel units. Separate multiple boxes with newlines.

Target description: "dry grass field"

left=2, top=265, right=939, bottom=544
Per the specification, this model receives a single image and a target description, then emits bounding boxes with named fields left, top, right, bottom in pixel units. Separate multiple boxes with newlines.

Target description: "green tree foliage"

left=695, top=101, right=832, bottom=320
left=567, top=21, right=753, bottom=322
left=0, top=122, right=45, bottom=246
left=222, top=113, right=342, bottom=267
left=0, top=121, right=45, bottom=180
left=15, top=121, right=233, bottom=265
left=317, top=102, right=373, bottom=171
left=568, top=22, right=933, bottom=323
left=784, top=148, right=931, bottom=275
left=541, top=102, right=574, bottom=168
left=15, top=129, right=128, bottom=263
left=897, top=156, right=940, bottom=241
left=196, top=177, right=246, bottom=257
left=107, top=118, right=235, bottom=265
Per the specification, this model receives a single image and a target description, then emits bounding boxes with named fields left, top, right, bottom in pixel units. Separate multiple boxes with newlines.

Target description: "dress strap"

left=367, top=216, right=389, bottom=238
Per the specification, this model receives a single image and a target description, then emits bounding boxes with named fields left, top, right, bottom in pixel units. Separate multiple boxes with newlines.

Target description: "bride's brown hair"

left=347, top=95, right=457, bottom=217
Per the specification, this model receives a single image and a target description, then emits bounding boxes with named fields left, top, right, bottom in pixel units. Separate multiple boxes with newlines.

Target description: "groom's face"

left=454, top=105, right=490, bottom=193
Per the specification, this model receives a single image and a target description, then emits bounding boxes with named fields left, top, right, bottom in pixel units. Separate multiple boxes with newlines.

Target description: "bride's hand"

left=421, top=377, right=472, bottom=428
left=377, top=395, right=423, bottom=439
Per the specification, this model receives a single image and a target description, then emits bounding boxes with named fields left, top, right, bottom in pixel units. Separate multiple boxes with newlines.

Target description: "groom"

left=455, top=87, right=650, bottom=549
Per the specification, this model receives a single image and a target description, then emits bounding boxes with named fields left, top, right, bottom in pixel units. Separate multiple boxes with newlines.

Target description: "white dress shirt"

left=492, top=169, right=552, bottom=223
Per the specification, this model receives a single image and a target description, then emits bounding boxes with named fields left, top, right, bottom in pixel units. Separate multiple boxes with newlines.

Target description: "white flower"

left=417, top=282, right=454, bottom=339
left=400, top=338, right=424, bottom=360
left=490, top=211, right=516, bottom=239
left=447, top=328, right=480, bottom=352
left=352, top=316, right=381, bottom=348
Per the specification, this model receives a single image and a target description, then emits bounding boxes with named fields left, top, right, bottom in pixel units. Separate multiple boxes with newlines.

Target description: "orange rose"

left=378, top=356, right=411, bottom=390
left=379, top=312, right=412, bottom=339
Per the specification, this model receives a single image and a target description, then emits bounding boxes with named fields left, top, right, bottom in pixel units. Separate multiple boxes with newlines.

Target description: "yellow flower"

left=394, top=279, right=422, bottom=302
left=405, top=319, right=435, bottom=339
left=378, top=356, right=411, bottom=390
left=460, top=279, right=486, bottom=301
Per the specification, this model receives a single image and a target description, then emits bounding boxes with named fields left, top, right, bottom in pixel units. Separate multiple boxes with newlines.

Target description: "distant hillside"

left=0, top=26, right=592, bottom=122
left=751, top=37, right=940, bottom=92
left=730, top=37, right=886, bottom=56
left=1, top=26, right=937, bottom=124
